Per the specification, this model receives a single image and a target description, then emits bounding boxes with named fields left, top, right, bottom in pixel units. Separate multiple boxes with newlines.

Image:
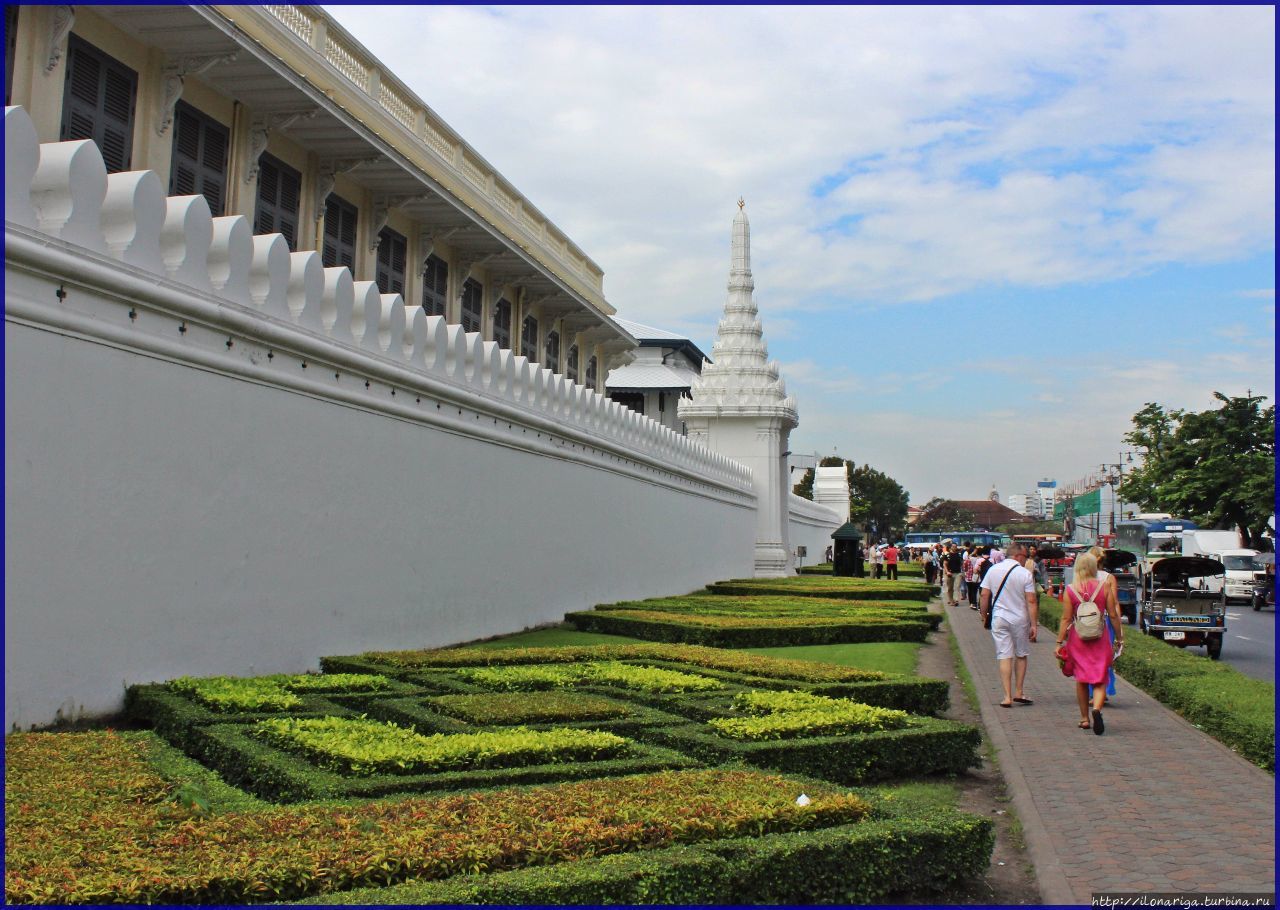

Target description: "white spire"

left=679, top=199, right=798, bottom=427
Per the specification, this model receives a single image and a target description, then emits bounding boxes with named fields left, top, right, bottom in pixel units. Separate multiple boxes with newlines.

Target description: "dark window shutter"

left=521, top=316, right=539, bottom=361
left=375, top=228, right=406, bottom=295
left=254, top=153, right=301, bottom=250
left=168, top=101, right=228, bottom=215
left=421, top=255, right=448, bottom=316
left=461, top=279, right=482, bottom=333
left=322, top=195, right=358, bottom=270
left=60, top=35, right=137, bottom=173
left=493, top=298, right=511, bottom=348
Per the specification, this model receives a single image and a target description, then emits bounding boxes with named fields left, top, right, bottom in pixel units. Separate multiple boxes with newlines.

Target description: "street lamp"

left=1100, top=449, right=1141, bottom=535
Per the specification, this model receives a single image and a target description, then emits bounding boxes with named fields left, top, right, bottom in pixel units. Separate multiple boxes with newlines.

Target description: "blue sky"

left=326, top=4, right=1275, bottom=503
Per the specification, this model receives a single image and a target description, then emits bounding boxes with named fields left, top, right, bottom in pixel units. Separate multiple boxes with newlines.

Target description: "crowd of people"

left=918, top=540, right=1127, bottom=736
left=835, top=538, right=1126, bottom=734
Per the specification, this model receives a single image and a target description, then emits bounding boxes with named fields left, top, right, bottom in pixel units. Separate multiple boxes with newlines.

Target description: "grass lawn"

left=744, top=642, right=922, bottom=676
left=465, top=626, right=645, bottom=649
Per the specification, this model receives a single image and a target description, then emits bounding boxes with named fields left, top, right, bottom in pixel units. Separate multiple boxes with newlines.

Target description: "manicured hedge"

left=6, top=735, right=870, bottom=905
left=181, top=722, right=700, bottom=803
left=600, top=593, right=933, bottom=615
left=338, top=643, right=893, bottom=681
left=566, top=608, right=934, bottom=647
left=125, top=684, right=360, bottom=742
left=329, top=644, right=950, bottom=715
left=256, top=716, right=631, bottom=775
left=305, top=813, right=993, bottom=905
left=646, top=715, right=980, bottom=784
left=706, top=577, right=933, bottom=600
left=427, top=691, right=634, bottom=725
left=1039, top=597, right=1274, bottom=771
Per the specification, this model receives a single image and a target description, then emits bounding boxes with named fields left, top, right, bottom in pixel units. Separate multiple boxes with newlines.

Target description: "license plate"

left=1163, top=631, right=1186, bottom=642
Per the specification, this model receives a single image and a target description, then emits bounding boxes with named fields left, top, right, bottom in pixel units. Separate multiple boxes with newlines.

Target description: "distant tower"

left=989, top=485, right=1000, bottom=503
left=680, top=199, right=799, bottom=577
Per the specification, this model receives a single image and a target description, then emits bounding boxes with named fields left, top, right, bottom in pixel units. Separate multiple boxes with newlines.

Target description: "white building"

left=5, top=7, right=843, bottom=728
left=604, top=318, right=708, bottom=435
left=1008, top=493, right=1031, bottom=516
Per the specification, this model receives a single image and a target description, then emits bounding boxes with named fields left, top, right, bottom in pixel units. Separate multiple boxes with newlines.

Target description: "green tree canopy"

left=1118, top=392, right=1275, bottom=548
left=792, top=467, right=815, bottom=500
left=849, top=464, right=910, bottom=543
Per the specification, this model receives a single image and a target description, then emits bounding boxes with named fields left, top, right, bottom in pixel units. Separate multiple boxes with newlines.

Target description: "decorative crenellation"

left=679, top=203, right=799, bottom=425
left=4, top=105, right=754, bottom=497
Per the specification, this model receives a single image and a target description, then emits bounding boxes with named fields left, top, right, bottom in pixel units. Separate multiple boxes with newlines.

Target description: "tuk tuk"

left=1252, top=554, right=1275, bottom=612
left=1139, top=555, right=1227, bottom=660
left=1036, top=545, right=1071, bottom=594
left=1101, top=549, right=1139, bottom=625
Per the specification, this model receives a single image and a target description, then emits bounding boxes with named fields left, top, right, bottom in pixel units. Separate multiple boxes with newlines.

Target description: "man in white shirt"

left=980, top=541, right=1039, bottom=708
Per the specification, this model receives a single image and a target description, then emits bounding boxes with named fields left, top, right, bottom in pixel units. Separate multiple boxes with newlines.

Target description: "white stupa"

left=680, top=200, right=799, bottom=576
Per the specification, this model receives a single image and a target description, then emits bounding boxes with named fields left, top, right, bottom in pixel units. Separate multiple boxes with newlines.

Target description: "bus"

left=904, top=530, right=1011, bottom=552
left=1115, top=517, right=1200, bottom=596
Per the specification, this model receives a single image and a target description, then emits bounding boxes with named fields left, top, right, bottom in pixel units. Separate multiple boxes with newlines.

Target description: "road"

left=1219, top=601, right=1275, bottom=682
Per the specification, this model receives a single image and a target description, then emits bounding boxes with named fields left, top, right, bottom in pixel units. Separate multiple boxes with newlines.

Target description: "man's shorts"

left=991, top=614, right=1030, bottom=659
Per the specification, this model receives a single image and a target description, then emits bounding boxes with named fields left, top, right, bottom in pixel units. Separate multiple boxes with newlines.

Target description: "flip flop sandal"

left=1013, top=697, right=1033, bottom=705
left=1092, top=709, right=1105, bottom=735
left=1078, top=720, right=1091, bottom=729
left=999, top=701, right=1013, bottom=708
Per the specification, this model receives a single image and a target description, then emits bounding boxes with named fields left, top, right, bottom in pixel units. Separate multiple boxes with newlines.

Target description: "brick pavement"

left=945, top=596, right=1275, bottom=904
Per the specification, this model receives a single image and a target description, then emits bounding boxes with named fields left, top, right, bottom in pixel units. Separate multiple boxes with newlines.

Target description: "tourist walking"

left=979, top=541, right=1038, bottom=708
left=922, top=548, right=936, bottom=585
left=1055, top=552, right=1123, bottom=734
left=1087, top=546, right=1119, bottom=701
left=883, top=542, right=899, bottom=580
left=943, top=543, right=965, bottom=606
left=869, top=544, right=882, bottom=579
left=964, top=545, right=981, bottom=609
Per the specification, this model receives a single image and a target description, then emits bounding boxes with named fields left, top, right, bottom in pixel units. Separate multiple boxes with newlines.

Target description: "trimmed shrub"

left=305, top=813, right=993, bottom=905
left=646, top=715, right=980, bottom=784
left=7, top=737, right=873, bottom=905
left=340, top=643, right=893, bottom=682
left=168, top=675, right=302, bottom=712
left=255, top=716, right=631, bottom=775
left=601, top=593, right=933, bottom=616
left=706, top=577, right=932, bottom=601
left=707, top=690, right=911, bottom=741
left=566, top=609, right=933, bottom=647
left=125, top=684, right=358, bottom=742
left=329, top=645, right=950, bottom=716
left=427, top=691, right=633, bottom=725
left=459, top=661, right=727, bottom=693
left=187, top=722, right=699, bottom=803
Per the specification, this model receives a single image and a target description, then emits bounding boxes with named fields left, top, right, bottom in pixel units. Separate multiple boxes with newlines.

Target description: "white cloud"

left=326, top=5, right=1274, bottom=323
left=325, top=5, right=1274, bottom=501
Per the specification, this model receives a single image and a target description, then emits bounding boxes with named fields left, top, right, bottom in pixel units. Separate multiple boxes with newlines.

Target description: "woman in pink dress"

left=1055, top=553, right=1124, bottom=734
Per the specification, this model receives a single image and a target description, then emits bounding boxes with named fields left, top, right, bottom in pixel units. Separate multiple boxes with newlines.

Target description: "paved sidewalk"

left=945, top=597, right=1275, bottom=904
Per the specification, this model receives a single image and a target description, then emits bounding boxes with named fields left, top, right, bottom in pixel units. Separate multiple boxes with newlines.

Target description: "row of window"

left=51, top=33, right=600, bottom=382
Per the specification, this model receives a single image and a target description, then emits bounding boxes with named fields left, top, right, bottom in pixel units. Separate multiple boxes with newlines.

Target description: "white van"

left=1189, top=549, right=1261, bottom=602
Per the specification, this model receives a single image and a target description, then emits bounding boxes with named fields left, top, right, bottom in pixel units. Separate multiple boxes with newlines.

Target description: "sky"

left=326, top=4, right=1275, bottom=504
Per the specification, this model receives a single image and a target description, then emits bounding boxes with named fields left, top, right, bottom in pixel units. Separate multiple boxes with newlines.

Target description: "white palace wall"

left=788, top=494, right=843, bottom=563
left=3, top=107, right=757, bottom=729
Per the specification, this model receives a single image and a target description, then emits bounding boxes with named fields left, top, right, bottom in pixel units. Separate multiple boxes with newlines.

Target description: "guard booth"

left=832, top=523, right=864, bottom=577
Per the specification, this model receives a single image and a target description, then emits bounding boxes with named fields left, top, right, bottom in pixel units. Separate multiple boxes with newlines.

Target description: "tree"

left=1119, top=392, right=1275, bottom=548
left=792, top=467, right=815, bottom=500
left=849, top=464, right=910, bottom=542
left=915, top=498, right=977, bottom=532
left=997, top=519, right=1061, bottom=535
left=792, top=456, right=845, bottom=501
